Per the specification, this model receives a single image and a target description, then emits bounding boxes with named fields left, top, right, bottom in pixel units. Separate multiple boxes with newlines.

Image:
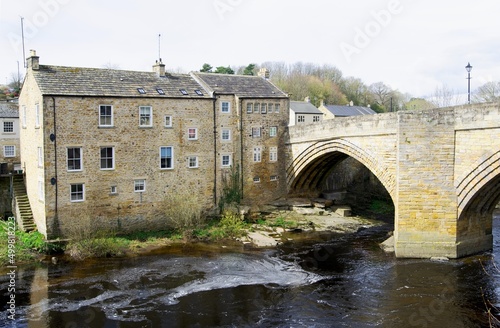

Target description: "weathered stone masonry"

left=287, top=103, right=500, bottom=258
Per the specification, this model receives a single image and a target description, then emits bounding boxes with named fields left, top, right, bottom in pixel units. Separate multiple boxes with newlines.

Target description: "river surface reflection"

left=2, top=218, right=500, bottom=327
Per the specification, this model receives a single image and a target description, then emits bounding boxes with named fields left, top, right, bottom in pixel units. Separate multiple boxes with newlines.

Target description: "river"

left=2, top=217, right=500, bottom=327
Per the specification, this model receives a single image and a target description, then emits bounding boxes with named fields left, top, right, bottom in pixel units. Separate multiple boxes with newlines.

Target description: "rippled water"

left=2, top=219, right=500, bottom=327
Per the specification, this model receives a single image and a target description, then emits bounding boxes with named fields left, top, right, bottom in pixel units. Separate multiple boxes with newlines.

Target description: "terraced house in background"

left=19, top=51, right=289, bottom=239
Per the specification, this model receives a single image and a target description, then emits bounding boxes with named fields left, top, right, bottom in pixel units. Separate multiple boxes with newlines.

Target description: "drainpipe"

left=213, top=93, right=217, bottom=209
left=239, top=98, right=244, bottom=200
left=51, top=97, right=58, bottom=233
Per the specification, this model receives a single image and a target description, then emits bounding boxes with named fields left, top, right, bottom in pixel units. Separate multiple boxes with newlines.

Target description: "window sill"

left=139, top=126, right=153, bottom=129
left=98, top=126, right=115, bottom=129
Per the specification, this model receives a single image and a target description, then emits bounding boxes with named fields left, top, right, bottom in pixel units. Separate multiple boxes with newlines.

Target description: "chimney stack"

left=27, top=49, right=39, bottom=70
left=258, top=68, right=270, bottom=79
left=153, top=58, right=165, bottom=77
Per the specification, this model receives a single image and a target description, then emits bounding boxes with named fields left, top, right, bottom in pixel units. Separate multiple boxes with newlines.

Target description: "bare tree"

left=430, top=84, right=463, bottom=108
left=473, top=81, right=500, bottom=103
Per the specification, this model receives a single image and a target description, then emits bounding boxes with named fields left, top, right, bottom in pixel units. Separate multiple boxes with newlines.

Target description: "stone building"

left=289, top=98, right=323, bottom=126
left=18, top=51, right=289, bottom=238
left=0, top=100, right=20, bottom=174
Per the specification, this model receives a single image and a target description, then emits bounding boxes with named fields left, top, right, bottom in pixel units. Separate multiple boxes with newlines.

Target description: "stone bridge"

left=286, top=103, right=500, bottom=258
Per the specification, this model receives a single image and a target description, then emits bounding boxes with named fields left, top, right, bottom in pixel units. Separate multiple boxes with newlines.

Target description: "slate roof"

left=290, top=101, right=322, bottom=114
left=324, top=105, right=376, bottom=117
left=31, top=65, right=210, bottom=98
left=192, top=72, right=288, bottom=98
left=0, top=101, right=18, bottom=118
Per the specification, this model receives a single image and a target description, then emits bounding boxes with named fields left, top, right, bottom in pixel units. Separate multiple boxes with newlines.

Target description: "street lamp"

left=465, top=62, right=473, bottom=104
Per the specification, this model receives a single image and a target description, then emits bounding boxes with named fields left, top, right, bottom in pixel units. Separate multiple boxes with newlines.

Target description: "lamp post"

left=465, top=62, right=473, bottom=104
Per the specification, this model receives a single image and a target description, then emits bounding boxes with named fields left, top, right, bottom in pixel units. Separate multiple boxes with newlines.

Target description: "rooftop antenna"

left=20, top=16, right=26, bottom=68
left=158, top=33, right=162, bottom=63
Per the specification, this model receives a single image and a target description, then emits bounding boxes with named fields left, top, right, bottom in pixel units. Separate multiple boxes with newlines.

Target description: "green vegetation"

left=0, top=221, right=59, bottom=265
left=269, top=217, right=298, bottom=229
left=369, top=199, right=395, bottom=215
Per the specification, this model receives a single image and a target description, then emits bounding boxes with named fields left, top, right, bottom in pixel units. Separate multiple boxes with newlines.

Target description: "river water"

left=2, top=218, right=500, bottom=327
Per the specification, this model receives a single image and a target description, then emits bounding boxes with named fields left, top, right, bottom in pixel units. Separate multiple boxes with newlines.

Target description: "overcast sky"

left=1, top=0, right=499, bottom=99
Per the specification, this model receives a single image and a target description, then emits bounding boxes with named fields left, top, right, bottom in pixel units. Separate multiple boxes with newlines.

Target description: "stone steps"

left=11, top=175, right=37, bottom=233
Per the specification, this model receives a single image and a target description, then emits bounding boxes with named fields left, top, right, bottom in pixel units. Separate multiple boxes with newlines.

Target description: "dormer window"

left=180, top=89, right=188, bottom=95
left=195, top=90, right=203, bottom=96
left=156, top=88, right=165, bottom=95
left=137, top=88, right=146, bottom=94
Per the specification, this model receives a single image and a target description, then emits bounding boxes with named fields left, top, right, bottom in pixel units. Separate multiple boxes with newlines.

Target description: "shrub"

left=160, top=189, right=206, bottom=230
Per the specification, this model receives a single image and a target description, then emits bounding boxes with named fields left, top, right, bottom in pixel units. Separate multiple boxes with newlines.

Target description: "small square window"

left=134, top=179, right=146, bottom=192
left=297, top=115, right=305, bottom=123
left=3, top=121, right=14, bottom=133
left=222, top=154, right=231, bottom=167
left=4, top=145, right=15, bottom=157
left=253, top=177, right=260, bottom=183
left=165, top=116, right=172, bottom=128
left=269, top=126, right=277, bottom=137
left=70, top=184, right=85, bottom=202
left=261, top=104, right=267, bottom=114
left=137, top=88, right=146, bottom=94
left=188, top=128, right=198, bottom=140
left=156, top=88, right=165, bottom=95
left=252, top=127, right=261, bottom=138
left=180, top=89, right=188, bottom=95
left=221, top=102, right=230, bottom=113
left=270, top=175, right=279, bottom=181
left=110, top=186, right=117, bottom=194
left=188, top=156, right=198, bottom=168
left=221, top=129, right=231, bottom=141
left=195, top=90, right=203, bottom=96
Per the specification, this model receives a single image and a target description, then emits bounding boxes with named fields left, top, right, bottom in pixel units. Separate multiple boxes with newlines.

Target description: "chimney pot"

left=27, top=49, right=39, bottom=70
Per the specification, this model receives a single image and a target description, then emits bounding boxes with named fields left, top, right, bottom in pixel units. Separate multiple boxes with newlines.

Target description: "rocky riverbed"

left=237, top=198, right=385, bottom=247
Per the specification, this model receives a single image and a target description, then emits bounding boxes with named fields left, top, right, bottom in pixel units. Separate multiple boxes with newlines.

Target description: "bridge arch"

left=456, top=150, right=500, bottom=219
left=287, top=139, right=396, bottom=202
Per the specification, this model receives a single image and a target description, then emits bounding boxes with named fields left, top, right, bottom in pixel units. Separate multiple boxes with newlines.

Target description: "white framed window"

left=35, top=103, right=40, bottom=128
left=38, top=179, right=44, bottom=202
left=188, top=128, right=198, bottom=140
left=38, top=147, right=43, bottom=167
left=160, top=146, right=174, bottom=169
left=253, top=147, right=262, bottom=162
left=268, top=104, right=274, bottom=113
left=67, top=147, right=82, bottom=171
left=252, top=127, right=261, bottom=138
left=221, top=101, right=230, bottom=113
left=100, top=147, right=114, bottom=170
left=221, top=129, right=231, bottom=141
left=4, top=145, right=15, bottom=157
left=275, top=104, right=280, bottom=113
left=246, top=103, right=253, bottom=113
left=22, top=106, right=27, bottom=128
left=270, top=175, right=279, bottom=181
left=110, top=186, right=117, bottom=194
left=3, top=121, right=14, bottom=133
left=139, top=106, right=152, bottom=127
left=99, top=105, right=113, bottom=127
left=188, top=156, right=199, bottom=168
left=134, top=179, right=146, bottom=192
left=261, top=104, right=267, bottom=114
left=164, top=115, right=172, bottom=128
left=269, top=147, right=278, bottom=162
left=254, top=103, right=260, bottom=113
left=253, top=177, right=261, bottom=183
left=297, top=115, right=305, bottom=123
left=269, top=126, right=277, bottom=137
left=70, top=184, right=85, bottom=202
left=222, top=154, right=232, bottom=167
left=313, top=115, right=321, bottom=122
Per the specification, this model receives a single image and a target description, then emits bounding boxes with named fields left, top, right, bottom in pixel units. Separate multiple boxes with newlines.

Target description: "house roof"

left=290, top=101, right=322, bottom=114
left=192, top=72, right=288, bottom=98
left=0, top=101, right=18, bottom=118
left=324, top=105, right=376, bottom=117
left=30, top=65, right=210, bottom=99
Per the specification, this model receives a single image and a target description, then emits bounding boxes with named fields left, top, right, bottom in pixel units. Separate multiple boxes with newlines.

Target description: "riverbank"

left=1, top=198, right=390, bottom=266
